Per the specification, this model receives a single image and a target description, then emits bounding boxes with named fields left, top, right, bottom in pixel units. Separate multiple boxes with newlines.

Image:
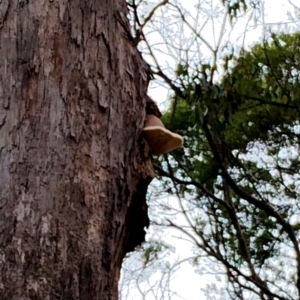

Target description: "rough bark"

left=0, top=1, right=154, bottom=299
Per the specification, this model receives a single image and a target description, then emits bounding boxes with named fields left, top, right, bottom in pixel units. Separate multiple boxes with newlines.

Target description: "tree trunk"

left=0, top=1, right=154, bottom=299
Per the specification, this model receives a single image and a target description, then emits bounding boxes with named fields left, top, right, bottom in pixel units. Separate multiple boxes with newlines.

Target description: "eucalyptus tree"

left=0, top=1, right=154, bottom=298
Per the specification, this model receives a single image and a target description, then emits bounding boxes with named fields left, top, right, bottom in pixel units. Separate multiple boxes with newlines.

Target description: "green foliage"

left=140, top=239, right=171, bottom=267
left=173, top=32, right=300, bottom=151
left=221, top=0, right=259, bottom=20
left=156, top=32, right=300, bottom=299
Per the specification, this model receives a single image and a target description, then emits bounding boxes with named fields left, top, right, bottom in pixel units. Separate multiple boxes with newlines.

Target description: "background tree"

left=0, top=1, right=154, bottom=299
left=156, top=32, right=300, bottom=300
left=121, top=0, right=300, bottom=299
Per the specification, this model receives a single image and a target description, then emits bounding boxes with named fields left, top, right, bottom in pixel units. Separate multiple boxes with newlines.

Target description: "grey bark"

left=0, top=1, right=154, bottom=299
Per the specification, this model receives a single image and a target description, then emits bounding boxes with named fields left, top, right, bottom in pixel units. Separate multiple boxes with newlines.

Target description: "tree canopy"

left=155, top=32, right=300, bottom=300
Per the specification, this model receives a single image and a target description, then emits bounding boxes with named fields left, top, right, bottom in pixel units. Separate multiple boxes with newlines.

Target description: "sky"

left=120, top=1, right=300, bottom=299
left=147, top=0, right=299, bottom=108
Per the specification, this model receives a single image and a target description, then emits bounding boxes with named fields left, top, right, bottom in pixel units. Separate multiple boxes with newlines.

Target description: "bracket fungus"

left=143, top=114, right=183, bottom=155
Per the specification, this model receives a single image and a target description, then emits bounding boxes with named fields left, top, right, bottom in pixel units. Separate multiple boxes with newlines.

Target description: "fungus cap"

left=143, top=115, right=183, bottom=155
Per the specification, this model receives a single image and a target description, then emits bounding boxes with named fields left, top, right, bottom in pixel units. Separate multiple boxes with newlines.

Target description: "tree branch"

left=202, top=112, right=300, bottom=294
